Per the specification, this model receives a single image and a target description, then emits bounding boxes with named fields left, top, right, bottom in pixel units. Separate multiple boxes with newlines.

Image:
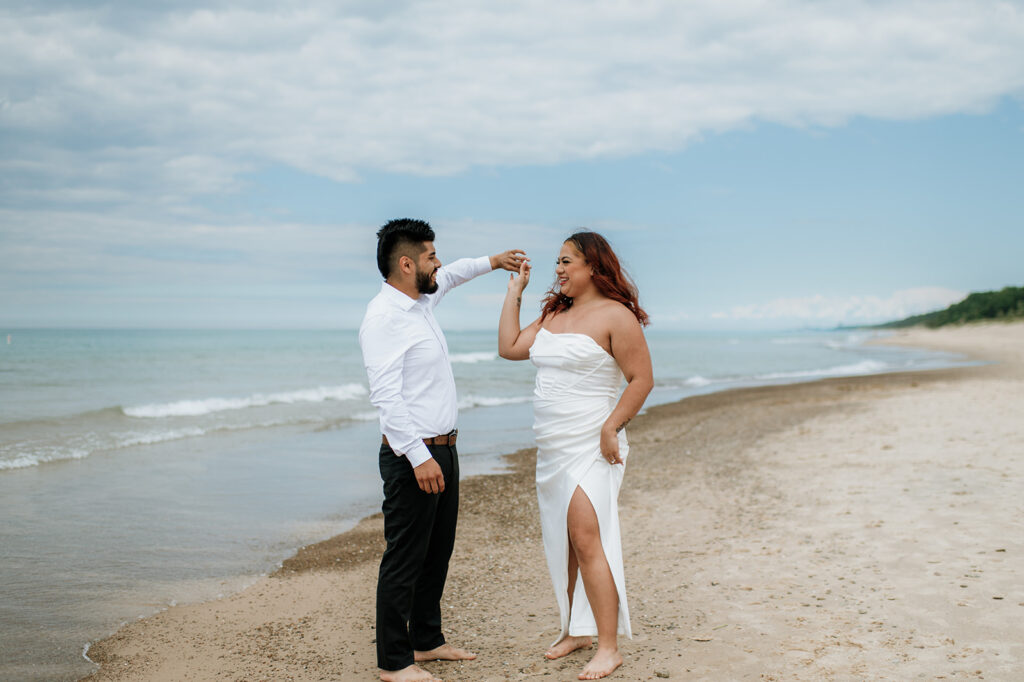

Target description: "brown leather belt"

left=382, top=430, right=458, bottom=447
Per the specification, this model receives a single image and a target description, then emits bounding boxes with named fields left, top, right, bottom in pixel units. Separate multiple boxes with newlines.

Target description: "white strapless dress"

left=529, top=328, right=631, bottom=643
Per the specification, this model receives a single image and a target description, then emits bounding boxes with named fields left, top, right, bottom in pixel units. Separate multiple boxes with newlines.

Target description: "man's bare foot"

left=578, top=647, right=622, bottom=680
left=544, top=635, right=593, bottom=660
left=414, top=643, right=477, bottom=662
left=379, top=664, right=441, bottom=682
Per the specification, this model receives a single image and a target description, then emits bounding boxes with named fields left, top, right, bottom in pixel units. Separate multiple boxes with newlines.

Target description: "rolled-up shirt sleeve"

left=359, top=315, right=433, bottom=468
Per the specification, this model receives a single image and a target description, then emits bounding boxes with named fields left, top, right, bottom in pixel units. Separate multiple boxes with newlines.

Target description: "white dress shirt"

left=359, top=256, right=492, bottom=468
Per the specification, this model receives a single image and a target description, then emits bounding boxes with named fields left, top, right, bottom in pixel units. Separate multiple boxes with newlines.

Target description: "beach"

left=82, top=322, right=1024, bottom=681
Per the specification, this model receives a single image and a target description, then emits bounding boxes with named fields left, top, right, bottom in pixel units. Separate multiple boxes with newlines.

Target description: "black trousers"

left=376, top=441, right=459, bottom=671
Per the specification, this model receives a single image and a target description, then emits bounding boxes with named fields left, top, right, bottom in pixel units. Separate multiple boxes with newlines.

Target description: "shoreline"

left=83, top=322, right=1024, bottom=680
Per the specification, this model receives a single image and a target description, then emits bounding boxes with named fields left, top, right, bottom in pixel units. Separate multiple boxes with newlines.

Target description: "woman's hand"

left=507, top=258, right=531, bottom=295
left=498, top=259, right=539, bottom=362
left=600, top=423, right=623, bottom=465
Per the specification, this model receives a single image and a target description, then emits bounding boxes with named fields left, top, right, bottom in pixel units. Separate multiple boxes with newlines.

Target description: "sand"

left=83, top=322, right=1024, bottom=681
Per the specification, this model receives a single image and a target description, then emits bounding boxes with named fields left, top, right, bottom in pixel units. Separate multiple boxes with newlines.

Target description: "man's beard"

left=415, top=266, right=439, bottom=294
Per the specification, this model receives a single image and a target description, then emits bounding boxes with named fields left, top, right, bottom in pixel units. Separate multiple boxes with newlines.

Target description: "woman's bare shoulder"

left=602, top=299, right=643, bottom=329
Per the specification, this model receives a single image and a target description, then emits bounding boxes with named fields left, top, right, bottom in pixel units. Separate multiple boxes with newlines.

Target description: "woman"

left=498, top=231, right=653, bottom=680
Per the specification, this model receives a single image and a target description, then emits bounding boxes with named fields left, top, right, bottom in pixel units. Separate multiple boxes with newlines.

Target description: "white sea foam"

left=824, top=334, right=871, bottom=349
left=770, top=336, right=814, bottom=345
left=769, top=333, right=872, bottom=350
left=458, top=394, right=532, bottom=409
left=124, top=383, right=368, bottom=418
left=0, top=447, right=90, bottom=471
left=754, top=360, right=889, bottom=381
left=0, top=431, right=215, bottom=471
left=114, top=418, right=319, bottom=447
left=450, top=351, right=498, bottom=364
left=115, top=427, right=207, bottom=447
left=656, top=359, right=892, bottom=393
left=0, top=455, right=46, bottom=470
left=1, top=415, right=334, bottom=471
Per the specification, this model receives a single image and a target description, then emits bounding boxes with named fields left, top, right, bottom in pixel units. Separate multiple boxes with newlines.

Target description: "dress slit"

left=529, top=328, right=632, bottom=646
left=558, top=464, right=630, bottom=641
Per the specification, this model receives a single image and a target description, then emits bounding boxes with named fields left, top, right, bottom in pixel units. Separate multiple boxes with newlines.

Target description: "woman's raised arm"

left=498, top=260, right=541, bottom=361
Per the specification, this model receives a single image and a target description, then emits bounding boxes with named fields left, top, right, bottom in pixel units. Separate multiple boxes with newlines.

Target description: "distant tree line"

left=877, top=286, right=1024, bottom=328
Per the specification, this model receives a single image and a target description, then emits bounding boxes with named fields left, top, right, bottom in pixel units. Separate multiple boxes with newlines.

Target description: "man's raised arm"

left=431, top=250, right=528, bottom=301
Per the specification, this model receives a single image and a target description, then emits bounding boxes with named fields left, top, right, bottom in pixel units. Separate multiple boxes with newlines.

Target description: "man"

left=359, top=218, right=526, bottom=682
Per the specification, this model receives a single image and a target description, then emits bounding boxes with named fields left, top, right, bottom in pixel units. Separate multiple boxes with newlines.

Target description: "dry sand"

left=84, top=322, right=1024, bottom=681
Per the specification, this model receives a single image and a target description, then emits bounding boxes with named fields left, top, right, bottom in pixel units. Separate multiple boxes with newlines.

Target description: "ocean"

left=0, top=328, right=965, bottom=680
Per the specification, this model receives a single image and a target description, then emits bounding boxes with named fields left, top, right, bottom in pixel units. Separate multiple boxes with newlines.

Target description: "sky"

left=2, top=0, right=1023, bottom=330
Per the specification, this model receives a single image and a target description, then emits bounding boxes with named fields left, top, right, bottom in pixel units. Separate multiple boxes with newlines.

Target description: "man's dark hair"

left=376, top=218, right=435, bottom=279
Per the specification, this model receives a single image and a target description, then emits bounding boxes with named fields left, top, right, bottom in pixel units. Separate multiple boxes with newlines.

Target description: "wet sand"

left=84, top=322, right=1024, bottom=680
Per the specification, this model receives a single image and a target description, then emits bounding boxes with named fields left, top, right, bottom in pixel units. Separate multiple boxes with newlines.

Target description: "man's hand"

left=490, top=249, right=528, bottom=272
left=413, top=457, right=445, bottom=494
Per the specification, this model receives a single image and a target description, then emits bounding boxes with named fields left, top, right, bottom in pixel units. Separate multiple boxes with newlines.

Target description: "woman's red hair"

left=540, top=231, right=649, bottom=326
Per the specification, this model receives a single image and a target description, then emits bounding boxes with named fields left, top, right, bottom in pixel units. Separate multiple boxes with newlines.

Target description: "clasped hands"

left=507, top=257, right=531, bottom=295
left=491, top=249, right=528, bottom=273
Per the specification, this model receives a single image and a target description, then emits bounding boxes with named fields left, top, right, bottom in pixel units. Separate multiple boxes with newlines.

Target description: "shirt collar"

left=380, top=281, right=421, bottom=311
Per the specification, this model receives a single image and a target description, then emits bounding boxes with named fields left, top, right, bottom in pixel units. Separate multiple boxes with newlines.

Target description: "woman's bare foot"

left=379, top=664, right=441, bottom=682
left=414, top=643, right=477, bottom=662
left=578, top=647, right=622, bottom=680
left=545, top=635, right=593, bottom=660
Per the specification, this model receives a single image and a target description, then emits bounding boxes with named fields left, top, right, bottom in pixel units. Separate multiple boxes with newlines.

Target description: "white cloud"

left=713, top=287, right=967, bottom=325
left=3, top=2, right=1022, bottom=327
left=2, top=1, right=1024, bottom=208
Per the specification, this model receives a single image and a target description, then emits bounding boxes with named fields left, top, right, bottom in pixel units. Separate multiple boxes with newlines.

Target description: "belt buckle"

left=418, top=429, right=456, bottom=446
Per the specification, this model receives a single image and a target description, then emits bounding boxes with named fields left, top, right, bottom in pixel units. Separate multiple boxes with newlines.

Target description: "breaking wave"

left=124, top=384, right=368, bottom=418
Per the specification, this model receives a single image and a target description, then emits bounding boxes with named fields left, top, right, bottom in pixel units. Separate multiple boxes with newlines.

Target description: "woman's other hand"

left=600, top=423, right=623, bottom=465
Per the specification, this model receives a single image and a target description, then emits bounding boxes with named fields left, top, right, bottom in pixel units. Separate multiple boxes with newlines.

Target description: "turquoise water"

left=0, top=328, right=964, bottom=680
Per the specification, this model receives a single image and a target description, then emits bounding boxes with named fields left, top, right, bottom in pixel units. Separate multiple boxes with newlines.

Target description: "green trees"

left=878, top=286, right=1024, bottom=328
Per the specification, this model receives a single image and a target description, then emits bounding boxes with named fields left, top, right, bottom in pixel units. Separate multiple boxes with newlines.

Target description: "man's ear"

left=398, top=254, right=414, bottom=274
